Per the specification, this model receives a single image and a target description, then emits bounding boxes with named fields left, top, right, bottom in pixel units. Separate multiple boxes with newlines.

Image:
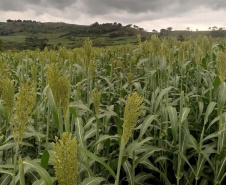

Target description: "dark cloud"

left=0, top=0, right=225, bottom=30
left=81, top=0, right=172, bottom=14
left=1, top=0, right=226, bottom=14
left=81, top=0, right=226, bottom=16
left=0, top=0, right=77, bottom=11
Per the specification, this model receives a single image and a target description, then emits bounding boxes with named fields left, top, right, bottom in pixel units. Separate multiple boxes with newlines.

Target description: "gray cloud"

left=80, top=0, right=226, bottom=16
left=0, top=0, right=77, bottom=11
left=0, top=0, right=225, bottom=31
left=81, top=0, right=172, bottom=14
left=1, top=0, right=226, bottom=14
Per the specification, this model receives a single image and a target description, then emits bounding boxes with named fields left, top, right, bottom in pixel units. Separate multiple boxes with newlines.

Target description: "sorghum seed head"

left=52, top=132, right=78, bottom=185
left=1, top=78, right=14, bottom=117
left=13, top=80, right=36, bottom=144
left=92, top=88, right=101, bottom=115
left=217, top=50, right=226, bottom=82
left=122, top=92, right=143, bottom=144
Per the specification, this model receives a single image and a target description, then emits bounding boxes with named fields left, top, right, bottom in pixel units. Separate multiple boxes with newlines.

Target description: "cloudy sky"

left=0, top=0, right=225, bottom=31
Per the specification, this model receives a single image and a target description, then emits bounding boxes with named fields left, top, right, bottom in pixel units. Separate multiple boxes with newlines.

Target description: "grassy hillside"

left=0, top=21, right=226, bottom=50
left=0, top=21, right=150, bottom=50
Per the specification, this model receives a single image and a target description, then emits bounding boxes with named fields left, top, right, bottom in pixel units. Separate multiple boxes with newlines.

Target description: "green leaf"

left=32, top=178, right=56, bottom=185
left=135, top=172, right=154, bottom=185
left=141, top=159, right=171, bottom=185
left=122, top=160, right=132, bottom=185
left=203, top=132, right=218, bottom=142
left=93, top=135, right=120, bottom=147
left=138, top=115, right=156, bottom=140
left=198, top=102, right=204, bottom=120
left=70, top=101, right=92, bottom=113
left=75, top=117, right=86, bottom=148
left=0, top=142, right=16, bottom=151
left=125, top=137, right=153, bottom=154
left=84, top=127, right=97, bottom=140
left=41, top=150, right=50, bottom=169
left=25, top=126, right=46, bottom=141
left=0, top=174, right=12, bottom=185
left=78, top=146, right=116, bottom=179
left=47, top=88, right=59, bottom=128
left=204, top=102, right=216, bottom=125
left=32, top=179, right=46, bottom=185
left=167, top=106, right=178, bottom=144
left=154, top=87, right=172, bottom=113
left=217, top=82, right=226, bottom=115
left=23, top=160, right=53, bottom=185
left=180, top=107, right=190, bottom=123
left=0, top=169, right=13, bottom=176
left=81, top=177, right=105, bottom=185
left=135, top=146, right=165, bottom=166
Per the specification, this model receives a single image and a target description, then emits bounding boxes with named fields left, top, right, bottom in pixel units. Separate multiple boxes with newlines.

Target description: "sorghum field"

left=1, top=35, right=226, bottom=185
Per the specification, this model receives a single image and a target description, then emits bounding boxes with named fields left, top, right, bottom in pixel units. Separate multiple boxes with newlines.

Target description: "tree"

left=160, top=29, right=167, bottom=32
left=212, top=26, right=217, bottom=31
left=91, top=22, right=99, bottom=27
left=167, top=27, right=173, bottom=31
left=160, top=29, right=169, bottom=37
left=126, top=24, right=132, bottom=27
left=152, top=29, right=158, bottom=33
left=133, top=25, right=138, bottom=29
left=186, top=27, right=190, bottom=31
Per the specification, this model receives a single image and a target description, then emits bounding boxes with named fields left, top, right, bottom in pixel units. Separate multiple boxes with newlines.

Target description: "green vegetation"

left=1, top=21, right=226, bottom=51
left=0, top=21, right=149, bottom=50
left=1, top=36, right=226, bottom=184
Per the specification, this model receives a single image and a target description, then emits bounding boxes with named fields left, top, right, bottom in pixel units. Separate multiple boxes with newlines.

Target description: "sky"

left=0, top=0, right=225, bottom=31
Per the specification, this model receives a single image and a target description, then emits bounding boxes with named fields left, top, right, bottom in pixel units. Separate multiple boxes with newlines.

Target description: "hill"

left=0, top=21, right=226, bottom=50
left=0, top=21, right=150, bottom=50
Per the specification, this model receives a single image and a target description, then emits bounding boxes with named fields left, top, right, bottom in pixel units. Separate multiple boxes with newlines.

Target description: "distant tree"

left=139, top=28, right=144, bottom=31
left=126, top=24, right=132, bottom=27
left=210, top=28, right=226, bottom=37
left=167, top=27, right=173, bottom=31
left=152, top=29, right=158, bottom=33
left=208, top=27, right=212, bottom=30
left=212, top=26, right=217, bottom=31
left=186, top=27, right=190, bottom=31
left=6, top=19, right=13, bottom=22
left=91, top=22, right=99, bottom=27
left=133, top=25, right=138, bottom=29
left=160, top=29, right=167, bottom=32
left=160, top=29, right=169, bottom=37
left=196, top=29, right=198, bottom=31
